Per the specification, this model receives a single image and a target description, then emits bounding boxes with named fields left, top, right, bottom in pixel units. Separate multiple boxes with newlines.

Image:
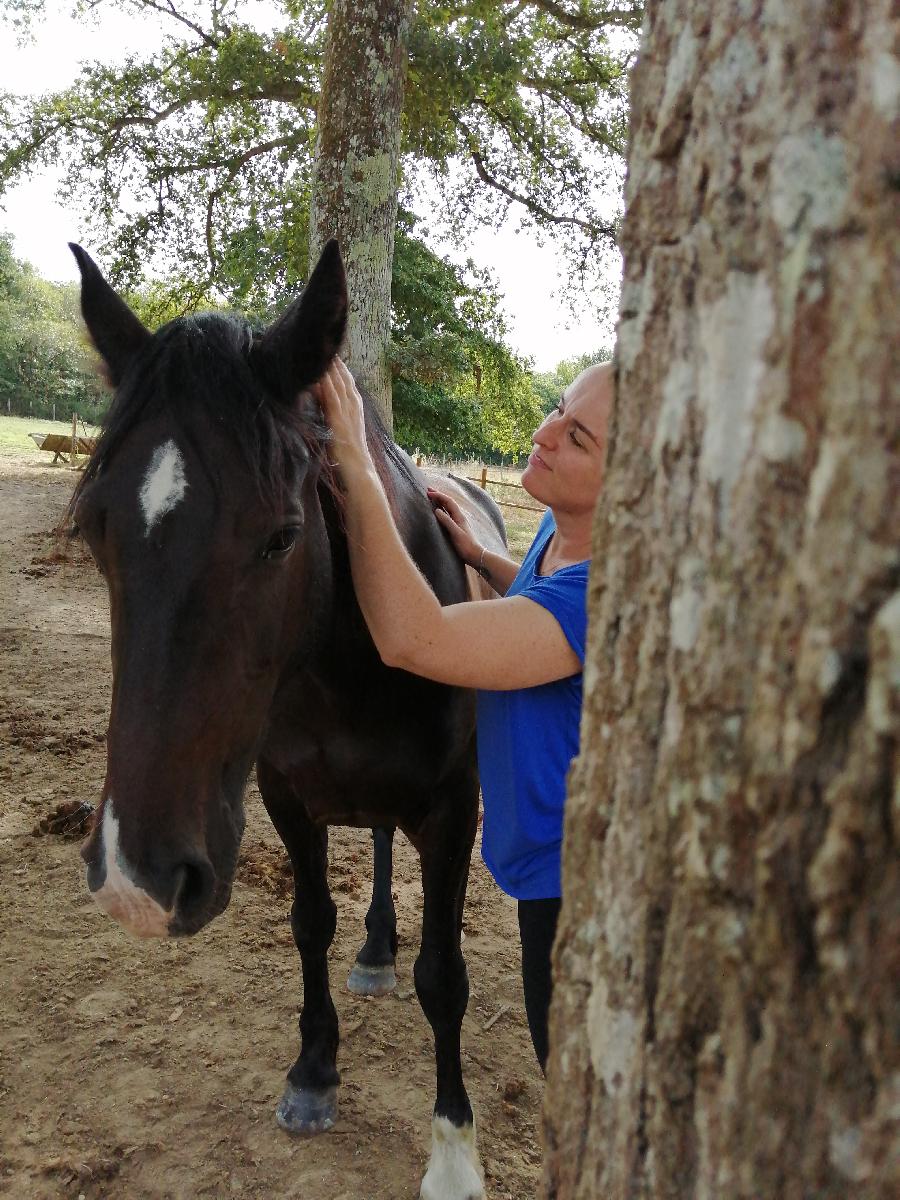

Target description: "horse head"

left=71, top=241, right=347, bottom=937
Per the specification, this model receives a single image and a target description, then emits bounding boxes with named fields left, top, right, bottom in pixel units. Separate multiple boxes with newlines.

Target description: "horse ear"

left=250, top=238, right=348, bottom=400
left=69, top=243, right=151, bottom=387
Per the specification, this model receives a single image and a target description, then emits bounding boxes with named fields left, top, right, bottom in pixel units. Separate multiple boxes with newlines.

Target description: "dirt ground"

left=0, top=453, right=544, bottom=1199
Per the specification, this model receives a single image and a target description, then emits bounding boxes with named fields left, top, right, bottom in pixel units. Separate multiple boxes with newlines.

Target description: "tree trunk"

left=543, top=3, right=898, bottom=1198
left=309, top=0, right=413, bottom=428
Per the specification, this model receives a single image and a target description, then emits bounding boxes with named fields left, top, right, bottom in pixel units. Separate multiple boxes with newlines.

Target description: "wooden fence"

left=416, top=457, right=545, bottom=516
left=465, top=466, right=544, bottom=514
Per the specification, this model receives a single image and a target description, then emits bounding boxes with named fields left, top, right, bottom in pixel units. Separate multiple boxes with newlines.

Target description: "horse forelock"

left=68, top=308, right=417, bottom=542
left=69, top=312, right=328, bottom=522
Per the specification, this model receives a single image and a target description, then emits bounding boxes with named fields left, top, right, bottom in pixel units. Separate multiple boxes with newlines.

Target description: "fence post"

left=71, top=413, right=78, bottom=465
left=480, top=466, right=487, bottom=489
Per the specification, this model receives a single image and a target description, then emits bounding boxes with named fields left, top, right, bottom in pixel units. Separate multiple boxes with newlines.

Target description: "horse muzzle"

left=81, top=799, right=220, bottom=938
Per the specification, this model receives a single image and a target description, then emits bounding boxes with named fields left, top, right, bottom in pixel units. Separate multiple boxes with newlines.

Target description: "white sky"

left=1, top=5, right=619, bottom=371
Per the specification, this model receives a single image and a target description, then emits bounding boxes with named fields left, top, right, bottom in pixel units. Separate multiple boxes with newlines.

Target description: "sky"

left=1, top=5, right=620, bottom=371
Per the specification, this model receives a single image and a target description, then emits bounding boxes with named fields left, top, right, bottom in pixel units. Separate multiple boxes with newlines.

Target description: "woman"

left=316, top=358, right=613, bottom=1071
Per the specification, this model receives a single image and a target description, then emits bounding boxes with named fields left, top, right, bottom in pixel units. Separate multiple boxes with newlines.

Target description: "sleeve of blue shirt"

left=519, top=567, right=589, bottom=665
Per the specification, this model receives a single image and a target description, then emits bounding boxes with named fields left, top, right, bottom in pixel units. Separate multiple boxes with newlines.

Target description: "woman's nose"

left=533, top=413, right=558, bottom=446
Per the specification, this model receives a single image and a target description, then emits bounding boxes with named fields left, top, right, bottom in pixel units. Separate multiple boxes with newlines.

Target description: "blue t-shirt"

left=477, top=511, right=588, bottom=900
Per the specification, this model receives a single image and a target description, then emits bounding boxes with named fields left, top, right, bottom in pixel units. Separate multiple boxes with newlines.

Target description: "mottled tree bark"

left=310, top=0, right=413, bottom=426
left=544, top=3, right=898, bottom=1198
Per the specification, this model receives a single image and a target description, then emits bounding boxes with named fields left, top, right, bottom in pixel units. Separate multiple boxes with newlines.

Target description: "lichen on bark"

left=543, top=2, right=899, bottom=1197
left=309, top=0, right=414, bottom=426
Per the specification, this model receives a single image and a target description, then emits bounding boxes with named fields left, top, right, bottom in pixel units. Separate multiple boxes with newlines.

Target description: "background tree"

left=0, top=0, right=635, bottom=292
left=0, top=220, right=541, bottom=458
left=544, top=1, right=898, bottom=1197
left=0, top=234, right=106, bottom=421
left=0, top=0, right=637, bottom=430
left=309, top=0, right=413, bottom=423
left=391, top=212, right=543, bottom=456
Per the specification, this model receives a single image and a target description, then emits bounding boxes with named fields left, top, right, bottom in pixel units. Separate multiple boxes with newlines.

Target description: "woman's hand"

left=314, top=358, right=370, bottom=470
left=427, top=486, right=483, bottom=568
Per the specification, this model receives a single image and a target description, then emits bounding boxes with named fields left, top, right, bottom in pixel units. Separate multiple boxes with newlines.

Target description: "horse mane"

left=68, top=310, right=414, bottom=523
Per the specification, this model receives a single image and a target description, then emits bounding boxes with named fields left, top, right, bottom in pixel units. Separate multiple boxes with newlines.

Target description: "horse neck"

left=314, top=451, right=422, bottom=649
left=317, top=438, right=413, bottom=575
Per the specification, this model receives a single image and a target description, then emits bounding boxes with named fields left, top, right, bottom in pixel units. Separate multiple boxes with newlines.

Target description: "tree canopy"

left=2, top=0, right=636, bottom=294
left=1, top=0, right=638, bottom=454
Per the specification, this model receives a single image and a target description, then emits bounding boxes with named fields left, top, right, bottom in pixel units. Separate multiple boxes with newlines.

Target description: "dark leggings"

left=517, top=896, right=562, bottom=1074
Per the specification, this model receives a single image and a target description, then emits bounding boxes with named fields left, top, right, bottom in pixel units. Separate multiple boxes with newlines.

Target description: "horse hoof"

left=275, top=1083, right=337, bottom=1135
left=420, top=1115, right=485, bottom=1200
left=347, top=962, right=397, bottom=996
left=420, top=1169, right=485, bottom=1200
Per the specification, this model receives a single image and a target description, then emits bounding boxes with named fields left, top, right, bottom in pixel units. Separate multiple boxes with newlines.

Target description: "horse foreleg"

left=348, top=825, right=398, bottom=996
left=258, top=762, right=339, bottom=1136
left=413, top=794, right=484, bottom=1200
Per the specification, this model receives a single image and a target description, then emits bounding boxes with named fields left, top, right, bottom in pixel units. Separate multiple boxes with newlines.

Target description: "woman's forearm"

left=339, top=456, right=447, bottom=669
left=474, top=547, right=520, bottom=596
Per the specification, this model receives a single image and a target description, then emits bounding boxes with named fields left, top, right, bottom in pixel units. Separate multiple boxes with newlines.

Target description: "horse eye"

left=261, top=526, right=299, bottom=561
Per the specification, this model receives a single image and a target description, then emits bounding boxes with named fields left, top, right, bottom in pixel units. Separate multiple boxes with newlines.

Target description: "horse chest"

left=261, top=670, right=474, bottom=825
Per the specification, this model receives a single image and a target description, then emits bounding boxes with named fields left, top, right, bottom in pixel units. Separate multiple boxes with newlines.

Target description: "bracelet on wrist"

left=475, top=547, right=490, bottom=579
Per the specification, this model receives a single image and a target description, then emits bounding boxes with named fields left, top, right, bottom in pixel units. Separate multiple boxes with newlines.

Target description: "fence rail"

left=465, top=486, right=544, bottom=514
left=415, top=459, right=545, bottom=515
left=468, top=465, right=547, bottom=513
left=464, top=466, right=544, bottom=514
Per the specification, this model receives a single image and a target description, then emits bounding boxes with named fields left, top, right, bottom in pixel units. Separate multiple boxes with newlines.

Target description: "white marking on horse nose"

left=420, top=1114, right=485, bottom=1200
left=91, top=800, right=173, bottom=939
left=140, top=439, right=187, bottom=535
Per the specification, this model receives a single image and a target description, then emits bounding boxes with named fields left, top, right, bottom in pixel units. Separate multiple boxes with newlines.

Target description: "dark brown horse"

left=69, top=240, right=506, bottom=1200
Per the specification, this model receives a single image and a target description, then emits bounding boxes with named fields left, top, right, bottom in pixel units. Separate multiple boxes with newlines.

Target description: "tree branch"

left=162, top=134, right=297, bottom=179
left=508, top=0, right=642, bottom=32
left=469, top=145, right=613, bottom=239
left=83, top=0, right=221, bottom=49
left=101, top=81, right=314, bottom=136
left=519, top=81, right=624, bottom=152
left=201, top=135, right=296, bottom=271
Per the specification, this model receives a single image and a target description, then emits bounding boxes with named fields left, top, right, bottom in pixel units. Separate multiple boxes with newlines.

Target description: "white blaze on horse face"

left=91, top=800, right=173, bottom=938
left=420, top=1115, right=485, bottom=1200
left=139, top=439, right=187, bottom=535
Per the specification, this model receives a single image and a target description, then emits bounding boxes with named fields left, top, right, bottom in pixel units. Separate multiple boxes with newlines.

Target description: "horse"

left=68, top=239, right=507, bottom=1200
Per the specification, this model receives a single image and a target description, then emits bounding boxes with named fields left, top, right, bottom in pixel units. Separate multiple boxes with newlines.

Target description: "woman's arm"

left=315, top=361, right=580, bottom=690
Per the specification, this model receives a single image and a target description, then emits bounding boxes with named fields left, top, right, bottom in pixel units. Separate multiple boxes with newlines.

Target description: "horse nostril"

left=172, top=857, right=214, bottom=923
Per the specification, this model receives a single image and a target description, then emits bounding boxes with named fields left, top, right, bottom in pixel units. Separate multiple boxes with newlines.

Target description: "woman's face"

left=521, top=364, right=612, bottom=517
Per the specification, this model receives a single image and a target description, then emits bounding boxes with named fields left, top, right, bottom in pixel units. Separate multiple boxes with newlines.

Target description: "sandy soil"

left=0, top=453, right=543, bottom=1199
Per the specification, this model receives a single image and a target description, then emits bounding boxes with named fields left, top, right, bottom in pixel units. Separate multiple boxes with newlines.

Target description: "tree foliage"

left=1, top=0, right=636, bottom=296
left=1, top=0, right=638, bottom=453
left=0, top=233, right=107, bottom=421
left=391, top=212, right=542, bottom=456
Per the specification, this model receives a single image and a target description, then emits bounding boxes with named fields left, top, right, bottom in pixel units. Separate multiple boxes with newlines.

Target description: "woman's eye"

left=261, top=527, right=299, bottom=560
left=569, top=430, right=584, bottom=448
